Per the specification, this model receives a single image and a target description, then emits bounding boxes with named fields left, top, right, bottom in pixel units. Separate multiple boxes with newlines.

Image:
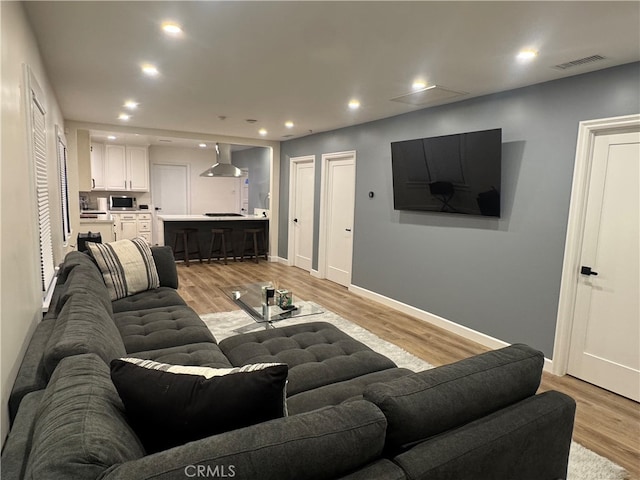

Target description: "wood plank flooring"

left=177, top=260, right=640, bottom=479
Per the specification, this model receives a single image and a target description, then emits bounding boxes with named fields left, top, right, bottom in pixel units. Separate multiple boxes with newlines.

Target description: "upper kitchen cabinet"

left=126, top=146, right=149, bottom=191
left=102, top=144, right=149, bottom=192
left=91, top=142, right=106, bottom=190
left=105, top=144, right=126, bottom=190
left=77, top=129, right=93, bottom=191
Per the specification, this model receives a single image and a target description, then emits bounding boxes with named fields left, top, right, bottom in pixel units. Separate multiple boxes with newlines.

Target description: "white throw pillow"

left=87, top=237, right=160, bottom=300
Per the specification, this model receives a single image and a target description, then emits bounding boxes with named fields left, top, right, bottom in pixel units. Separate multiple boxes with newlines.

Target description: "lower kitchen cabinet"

left=113, top=212, right=153, bottom=243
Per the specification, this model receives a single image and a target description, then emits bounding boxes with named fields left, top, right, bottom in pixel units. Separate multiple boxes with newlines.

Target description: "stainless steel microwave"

left=109, top=195, right=137, bottom=211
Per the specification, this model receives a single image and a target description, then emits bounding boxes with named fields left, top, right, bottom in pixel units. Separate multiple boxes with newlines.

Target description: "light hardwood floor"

left=177, top=260, right=640, bottom=479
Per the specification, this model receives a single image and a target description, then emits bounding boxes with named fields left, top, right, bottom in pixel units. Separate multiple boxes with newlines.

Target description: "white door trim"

left=552, top=114, right=640, bottom=376
left=318, top=150, right=356, bottom=280
left=287, top=155, right=316, bottom=269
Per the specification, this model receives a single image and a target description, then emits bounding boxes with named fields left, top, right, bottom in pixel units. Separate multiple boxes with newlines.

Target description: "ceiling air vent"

left=552, top=55, right=606, bottom=71
left=390, top=85, right=467, bottom=106
left=158, top=138, right=173, bottom=143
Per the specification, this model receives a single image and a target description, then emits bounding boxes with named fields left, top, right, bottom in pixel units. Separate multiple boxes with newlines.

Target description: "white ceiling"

left=24, top=1, right=640, bottom=143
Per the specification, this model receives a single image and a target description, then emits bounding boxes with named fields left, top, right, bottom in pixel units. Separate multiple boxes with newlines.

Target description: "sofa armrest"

left=393, top=391, right=576, bottom=480
left=102, top=401, right=387, bottom=480
left=1, top=390, right=45, bottom=480
left=151, top=246, right=178, bottom=289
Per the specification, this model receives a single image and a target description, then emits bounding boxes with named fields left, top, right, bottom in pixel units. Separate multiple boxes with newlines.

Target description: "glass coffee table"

left=221, top=281, right=323, bottom=327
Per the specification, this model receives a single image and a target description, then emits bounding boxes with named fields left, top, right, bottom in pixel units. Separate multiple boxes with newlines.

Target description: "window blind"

left=31, top=91, right=55, bottom=292
left=56, top=129, right=71, bottom=244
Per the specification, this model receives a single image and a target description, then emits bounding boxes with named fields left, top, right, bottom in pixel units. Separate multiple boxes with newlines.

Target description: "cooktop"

left=204, top=213, right=244, bottom=217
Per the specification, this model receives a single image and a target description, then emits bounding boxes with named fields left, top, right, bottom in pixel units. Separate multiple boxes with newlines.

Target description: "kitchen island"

left=157, top=214, right=269, bottom=262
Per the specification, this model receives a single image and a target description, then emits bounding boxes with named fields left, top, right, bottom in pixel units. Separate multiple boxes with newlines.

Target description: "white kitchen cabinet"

left=104, top=144, right=149, bottom=192
left=90, top=142, right=106, bottom=190
left=126, top=146, right=149, bottom=191
left=113, top=212, right=153, bottom=243
left=113, top=213, right=138, bottom=240
left=136, top=213, right=152, bottom=244
left=105, top=144, right=127, bottom=190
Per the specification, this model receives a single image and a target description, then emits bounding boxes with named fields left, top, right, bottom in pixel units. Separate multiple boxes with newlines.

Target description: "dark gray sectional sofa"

left=2, top=247, right=576, bottom=480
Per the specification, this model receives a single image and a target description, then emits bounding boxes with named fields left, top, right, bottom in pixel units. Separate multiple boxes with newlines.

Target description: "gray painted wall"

left=233, top=147, right=271, bottom=214
left=278, top=63, right=640, bottom=358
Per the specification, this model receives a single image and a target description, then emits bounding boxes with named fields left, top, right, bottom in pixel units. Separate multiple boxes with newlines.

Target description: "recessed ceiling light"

left=162, top=21, right=183, bottom=36
left=107, top=135, right=117, bottom=140
left=285, top=121, right=294, bottom=128
left=118, top=113, right=130, bottom=121
left=141, top=64, right=159, bottom=76
left=517, top=49, right=538, bottom=61
left=124, top=100, right=138, bottom=109
left=412, top=80, right=427, bottom=90
left=258, top=128, right=268, bottom=136
left=198, top=143, right=207, bottom=148
left=348, top=99, right=360, bottom=110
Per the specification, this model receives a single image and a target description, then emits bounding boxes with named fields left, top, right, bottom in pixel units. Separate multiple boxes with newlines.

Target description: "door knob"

left=580, top=266, right=598, bottom=276
left=293, top=218, right=298, bottom=223
left=345, top=228, right=352, bottom=232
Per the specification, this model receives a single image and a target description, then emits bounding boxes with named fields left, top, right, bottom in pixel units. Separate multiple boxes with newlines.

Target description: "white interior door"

left=151, top=164, right=189, bottom=244
left=567, top=131, right=639, bottom=401
left=320, top=152, right=356, bottom=287
left=289, top=157, right=315, bottom=272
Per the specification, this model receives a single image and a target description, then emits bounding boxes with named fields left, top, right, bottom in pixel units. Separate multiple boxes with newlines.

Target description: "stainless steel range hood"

left=199, top=143, right=242, bottom=177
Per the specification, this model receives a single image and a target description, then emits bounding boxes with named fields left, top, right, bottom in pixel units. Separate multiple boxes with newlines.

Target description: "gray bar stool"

left=241, top=228, right=268, bottom=263
left=172, top=228, right=202, bottom=267
left=207, top=228, right=236, bottom=265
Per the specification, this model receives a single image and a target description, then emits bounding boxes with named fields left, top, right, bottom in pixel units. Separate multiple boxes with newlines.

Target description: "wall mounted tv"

left=391, top=128, right=502, bottom=217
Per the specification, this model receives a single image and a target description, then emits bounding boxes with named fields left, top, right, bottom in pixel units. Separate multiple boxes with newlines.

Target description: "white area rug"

left=201, top=302, right=628, bottom=480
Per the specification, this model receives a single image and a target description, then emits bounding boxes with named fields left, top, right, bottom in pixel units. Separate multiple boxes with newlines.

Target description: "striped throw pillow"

left=111, top=358, right=288, bottom=453
left=87, top=237, right=160, bottom=300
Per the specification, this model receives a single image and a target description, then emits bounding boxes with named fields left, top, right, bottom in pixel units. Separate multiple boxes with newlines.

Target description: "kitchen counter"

left=158, top=214, right=268, bottom=221
left=79, top=213, right=113, bottom=224
left=78, top=213, right=115, bottom=243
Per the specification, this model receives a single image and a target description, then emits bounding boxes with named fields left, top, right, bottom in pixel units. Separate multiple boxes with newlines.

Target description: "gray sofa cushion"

left=219, top=322, right=398, bottom=395
left=131, top=342, right=232, bottom=368
left=56, top=250, right=97, bottom=283
left=364, top=344, right=544, bottom=451
left=43, top=293, right=127, bottom=376
left=392, top=391, right=575, bottom=480
left=337, top=459, right=406, bottom=480
left=151, top=246, right=179, bottom=289
left=114, top=305, right=216, bottom=353
left=288, top=367, right=414, bottom=415
left=24, top=354, right=145, bottom=480
left=1, top=391, right=44, bottom=480
left=112, top=287, right=186, bottom=313
left=102, top=400, right=387, bottom=480
left=52, top=264, right=113, bottom=316
left=8, top=321, right=53, bottom=424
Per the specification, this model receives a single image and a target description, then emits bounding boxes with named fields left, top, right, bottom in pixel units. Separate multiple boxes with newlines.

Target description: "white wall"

left=149, top=145, right=242, bottom=214
left=0, top=2, right=66, bottom=446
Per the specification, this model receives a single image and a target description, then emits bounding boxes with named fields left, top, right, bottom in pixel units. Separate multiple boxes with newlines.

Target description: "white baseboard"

left=310, top=269, right=321, bottom=279
left=275, top=256, right=291, bottom=266
left=349, top=284, right=554, bottom=373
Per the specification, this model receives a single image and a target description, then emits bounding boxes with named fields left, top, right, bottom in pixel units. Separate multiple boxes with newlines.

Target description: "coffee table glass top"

left=221, top=282, right=323, bottom=323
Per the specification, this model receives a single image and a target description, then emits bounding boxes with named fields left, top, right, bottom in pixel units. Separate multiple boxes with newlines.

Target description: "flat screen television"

left=391, top=128, right=502, bottom=217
